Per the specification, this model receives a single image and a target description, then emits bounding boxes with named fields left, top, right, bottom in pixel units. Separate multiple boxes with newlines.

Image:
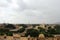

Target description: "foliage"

left=5, top=24, right=16, bottom=29
left=38, top=27, right=46, bottom=34
left=19, top=24, right=27, bottom=28
left=47, top=27, right=56, bottom=34
left=25, top=29, right=39, bottom=37
left=54, top=25, right=60, bottom=34
left=0, top=33, right=4, bottom=36
left=0, top=29, right=9, bottom=33
left=45, top=34, right=54, bottom=37
left=38, top=27, right=54, bottom=37
left=17, top=28, right=25, bottom=33
left=6, top=32, right=13, bottom=36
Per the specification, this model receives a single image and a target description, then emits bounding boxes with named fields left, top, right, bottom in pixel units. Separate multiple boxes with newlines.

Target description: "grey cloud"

left=0, top=0, right=60, bottom=24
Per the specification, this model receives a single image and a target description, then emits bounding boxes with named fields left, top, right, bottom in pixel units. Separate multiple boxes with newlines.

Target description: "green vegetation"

left=0, top=24, right=60, bottom=37
left=54, top=25, right=60, bottom=34
left=47, top=27, right=56, bottom=34
left=6, top=32, right=13, bottom=36
left=38, top=27, right=46, bottom=34
left=17, top=27, right=25, bottom=33
left=0, top=33, right=4, bottom=36
left=0, top=28, right=12, bottom=36
left=5, top=24, right=16, bottom=29
left=19, top=24, right=27, bottom=28
left=25, top=29, right=39, bottom=37
left=38, top=27, right=54, bottom=37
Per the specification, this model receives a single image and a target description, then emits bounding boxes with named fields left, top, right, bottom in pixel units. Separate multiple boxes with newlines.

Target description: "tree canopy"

left=25, top=29, right=39, bottom=37
left=17, top=28, right=25, bottom=33
left=5, top=24, right=16, bottom=29
left=54, top=25, right=60, bottom=34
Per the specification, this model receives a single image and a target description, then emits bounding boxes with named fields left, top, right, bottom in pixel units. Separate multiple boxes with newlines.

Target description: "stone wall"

left=20, top=37, right=28, bottom=40
left=0, top=36, right=60, bottom=40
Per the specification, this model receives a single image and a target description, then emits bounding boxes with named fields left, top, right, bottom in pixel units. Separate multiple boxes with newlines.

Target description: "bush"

left=17, top=28, right=25, bottom=33
left=26, top=29, right=39, bottom=37
left=0, top=33, right=4, bottom=36
left=6, top=32, right=13, bottom=36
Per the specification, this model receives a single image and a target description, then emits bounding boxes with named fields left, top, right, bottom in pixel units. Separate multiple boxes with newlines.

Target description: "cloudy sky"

left=0, top=0, right=60, bottom=24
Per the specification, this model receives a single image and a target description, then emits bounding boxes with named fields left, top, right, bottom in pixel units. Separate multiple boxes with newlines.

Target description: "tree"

left=38, top=27, right=54, bottom=37
left=0, top=33, right=4, bottom=36
left=54, top=25, right=60, bottom=34
left=45, top=34, right=54, bottom=37
left=0, top=28, right=10, bottom=36
left=47, top=27, right=56, bottom=34
left=38, top=27, right=46, bottom=34
left=17, top=28, right=25, bottom=33
left=0, top=29, right=9, bottom=33
left=32, top=24, right=39, bottom=28
left=25, top=29, right=39, bottom=37
left=0, top=29, right=5, bottom=36
left=6, top=32, right=13, bottom=36
left=44, top=27, right=55, bottom=37
left=19, top=24, right=27, bottom=28
left=5, top=24, right=16, bottom=29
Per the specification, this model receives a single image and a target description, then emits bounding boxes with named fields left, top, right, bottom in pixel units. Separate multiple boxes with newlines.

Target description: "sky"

left=0, top=0, right=60, bottom=24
